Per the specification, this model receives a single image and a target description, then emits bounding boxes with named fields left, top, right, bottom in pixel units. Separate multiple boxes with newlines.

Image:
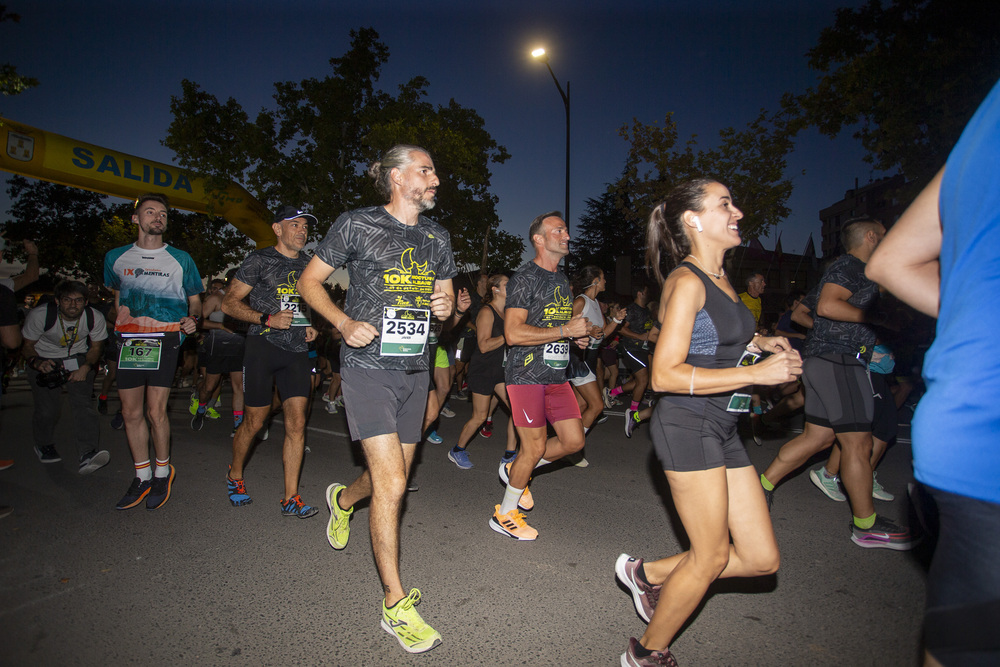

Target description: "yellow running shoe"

left=381, top=589, right=442, bottom=654
left=325, top=483, right=353, bottom=549
left=489, top=504, right=538, bottom=540
left=518, top=485, right=534, bottom=511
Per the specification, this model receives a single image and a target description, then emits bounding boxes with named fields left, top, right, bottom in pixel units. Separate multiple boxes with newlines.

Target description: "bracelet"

left=689, top=367, right=696, bottom=396
left=336, top=316, right=348, bottom=330
left=612, top=317, right=622, bottom=324
left=559, top=325, right=564, bottom=338
left=456, top=309, right=466, bottom=316
left=266, top=314, right=271, bottom=327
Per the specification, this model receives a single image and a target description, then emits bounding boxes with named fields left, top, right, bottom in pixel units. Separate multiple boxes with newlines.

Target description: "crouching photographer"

left=22, top=280, right=110, bottom=473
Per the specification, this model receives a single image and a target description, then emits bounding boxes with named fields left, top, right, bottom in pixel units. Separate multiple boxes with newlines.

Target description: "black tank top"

left=471, top=305, right=505, bottom=372
left=658, top=262, right=756, bottom=422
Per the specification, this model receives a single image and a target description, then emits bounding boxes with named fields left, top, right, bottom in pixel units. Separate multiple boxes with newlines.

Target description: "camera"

left=35, top=366, right=71, bottom=389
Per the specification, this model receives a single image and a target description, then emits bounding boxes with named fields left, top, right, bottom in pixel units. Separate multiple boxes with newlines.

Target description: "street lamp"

left=531, top=47, right=571, bottom=269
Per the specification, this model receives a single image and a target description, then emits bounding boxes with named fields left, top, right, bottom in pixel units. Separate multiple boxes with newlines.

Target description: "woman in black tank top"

left=449, top=275, right=519, bottom=469
left=614, top=179, right=803, bottom=666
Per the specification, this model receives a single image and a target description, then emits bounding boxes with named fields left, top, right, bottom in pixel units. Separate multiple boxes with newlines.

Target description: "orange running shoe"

left=489, top=505, right=538, bottom=540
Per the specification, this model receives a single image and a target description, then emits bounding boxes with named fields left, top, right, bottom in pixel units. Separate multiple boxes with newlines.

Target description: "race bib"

left=727, top=348, right=761, bottom=413
left=380, top=307, right=430, bottom=357
left=279, top=293, right=310, bottom=326
left=119, top=334, right=164, bottom=371
left=543, top=340, right=570, bottom=369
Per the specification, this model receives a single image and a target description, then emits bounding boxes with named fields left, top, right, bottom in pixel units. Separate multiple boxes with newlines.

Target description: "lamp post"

left=531, top=47, right=571, bottom=270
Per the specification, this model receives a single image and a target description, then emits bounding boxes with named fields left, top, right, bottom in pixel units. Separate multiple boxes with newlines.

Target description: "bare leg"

left=145, top=385, right=172, bottom=462
left=230, top=404, right=272, bottom=479
left=280, top=396, right=309, bottom=500
left=761, top=422, right=836, bottom=486
left=837, top=431, right=875, bottom=518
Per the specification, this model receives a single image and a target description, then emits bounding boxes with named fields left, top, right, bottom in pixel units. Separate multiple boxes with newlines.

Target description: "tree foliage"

left=163, top=27, right=522, bottom=272
left=1, top=176, right=251, bottom=284
left=0, top=5, right=38, bottom=96
left=572, top=109, right=796, bottom=276
left=794, top=0, right=1000, bottom=192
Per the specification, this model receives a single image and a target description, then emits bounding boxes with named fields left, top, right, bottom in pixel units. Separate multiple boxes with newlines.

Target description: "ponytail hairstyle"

left=572, top=265, right=603, bottom=296
left=646, top=178, right=718, bottom=286
left=482, top=274, right=508, bottom=305
left=368, top=144, right=431, bottom=202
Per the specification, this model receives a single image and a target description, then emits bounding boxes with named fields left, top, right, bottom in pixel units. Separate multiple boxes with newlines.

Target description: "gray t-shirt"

left=805, top=254, right=878, bottom=360
left=504, top=261, right=574, bottom=386
left=313, top=206, right=458, bottom=371
left=234, top=246, right=312, bottom=353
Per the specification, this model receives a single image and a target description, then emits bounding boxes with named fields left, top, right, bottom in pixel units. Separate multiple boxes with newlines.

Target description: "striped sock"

left=134, top=460, right=152, bottom=482
left=154, top=458, right=171, bottom=478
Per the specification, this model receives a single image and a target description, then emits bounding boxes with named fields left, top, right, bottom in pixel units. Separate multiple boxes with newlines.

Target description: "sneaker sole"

left=489, top=516, right=537, bottom=541
left=615, top=554, right=653, bottom=623
left=850, top=534, right=919, bottom=551
left=79, top=450, right=110, bottom=475
left=380, top=619, right=442, bottom=654
left=35, top=449, right=62, bottom=464
left=873, top=492, right=895, bottom=501
left=447, top=451, right=473, bottom=470
left=116, top=487, right=150, bottom=510
left=809, top=469, right=846, bottom=502
left=326, top=483, right=349, bottom=549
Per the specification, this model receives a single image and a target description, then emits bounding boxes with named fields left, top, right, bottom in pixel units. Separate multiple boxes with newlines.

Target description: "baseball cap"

left=273, top=206, right=318, bottom=225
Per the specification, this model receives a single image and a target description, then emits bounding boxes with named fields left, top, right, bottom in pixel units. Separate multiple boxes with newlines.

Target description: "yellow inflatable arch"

left=0, top=116, right=276, bottom=247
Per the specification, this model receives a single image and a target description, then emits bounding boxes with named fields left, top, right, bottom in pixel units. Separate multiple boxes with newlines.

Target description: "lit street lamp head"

left=531, top=47, right=548, bottom=62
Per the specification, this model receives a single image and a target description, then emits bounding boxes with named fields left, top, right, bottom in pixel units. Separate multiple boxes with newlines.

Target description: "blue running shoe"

left=448, top=447, right=473, bottom=469
left=280, top=494, right=318, bottom=519
left=228, top=476, right=252, bottom=506
left=426, top=430, right=443, bottom=445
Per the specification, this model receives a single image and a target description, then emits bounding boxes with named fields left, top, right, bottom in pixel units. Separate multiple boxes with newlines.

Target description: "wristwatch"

left=259, top=313, right=268, bottom=325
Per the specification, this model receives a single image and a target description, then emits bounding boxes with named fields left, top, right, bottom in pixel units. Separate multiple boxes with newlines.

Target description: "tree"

left=794, top=0, right=1000, bottom=193
left=163, top=27, right=521, bottom=271
left=574, top=178, right=639, bottom=275
left=1, top=177, right=251, bottom=284
left=0, top=5, right=38, bottom=97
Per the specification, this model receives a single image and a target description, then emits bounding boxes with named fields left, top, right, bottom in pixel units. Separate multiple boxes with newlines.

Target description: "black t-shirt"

left=621, top=302, right=654, bottom=354
left=504, top=261, right=573, bottom=386
left=313, top=206, right=458, bottom=371
left=234, top=246, right=312, bottom=353
left=806, top=254, right=878, bottom=360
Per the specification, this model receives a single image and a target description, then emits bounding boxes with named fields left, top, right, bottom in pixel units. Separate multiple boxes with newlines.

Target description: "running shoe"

left=280, top=494, right=318, bottom=519
left=78, top=449, right=110, bottom=475
left=615, top=554, right=661, bottom=623
left=624, top=409, right=638, bottom=439
left=500, top=450, right=516, bottom=466
left=426, top=430, right=443, bottom=444
left=380, top=589, right=442, bottom=654
left=146, top=465, right=175, bottom=510
left=34, top=444, right=61, bottom=463
left=518, top=486, right=534, bottom=511
left=809, top=466, right=846, bottom=502
left=448, top=447, right=473, bottom=469
left=439, top=405, right=456, bottom=418
left=479, top=420, right=493, bottom=438
left=189, top=395, right=199, bottom=415
left=326, top=483, right=352, bottom=549
left=850, top=515, right=920, bottom=551
left=565, top=451, right=589, bottom=468
left=872, top=472, right=894, bottom=501
left=602, top=386, right=613, bottom=409
left=325, top=400, right=338, bottom=414
left=110, top=411, right=125, bottom=430
left=407, top=481, right=419, bottom=492
left=0, top=459, right=12, bottom=471
left=490, top=505, right=538, bottom=540
left=191, top=410, right=206, bottom=431
left=596, top=413, right=609, bottom=425
left=206, top=407, right=221, bottom=420
left=116, top=477, right=151, bottom=510
left=97, top=396, right=108, bottom=415
left=621, top=637, right=679, bottom=667
left=259, top=425, right=270, bottom=441
left=227, top=476, right=252, bottom=506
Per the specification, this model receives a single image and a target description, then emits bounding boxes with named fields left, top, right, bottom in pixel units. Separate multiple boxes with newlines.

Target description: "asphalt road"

left=0, top=376, right=929, bottom=666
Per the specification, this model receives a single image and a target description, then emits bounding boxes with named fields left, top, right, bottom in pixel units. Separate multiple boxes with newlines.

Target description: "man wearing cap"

left=222, top=206, right=319, bottom=518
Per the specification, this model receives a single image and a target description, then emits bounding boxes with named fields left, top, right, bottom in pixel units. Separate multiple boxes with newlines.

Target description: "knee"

left=746, top=547, right=780, bottom=576
left=694, top=547, right=731, bottom=579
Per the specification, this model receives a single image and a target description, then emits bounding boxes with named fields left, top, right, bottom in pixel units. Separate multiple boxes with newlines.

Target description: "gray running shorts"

left=802, top=354, right=874, bottom=433
left=650, top=403, right=751, bottom=472
left=341, top=367, right=428, bottom=443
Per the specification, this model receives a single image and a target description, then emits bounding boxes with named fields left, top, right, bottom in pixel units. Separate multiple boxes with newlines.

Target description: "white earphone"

left=693, top=216, right=703, bottom=233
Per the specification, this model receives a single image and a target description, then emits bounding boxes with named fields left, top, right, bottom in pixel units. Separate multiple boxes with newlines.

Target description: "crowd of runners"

left=2, top=113, right=998, bottom=663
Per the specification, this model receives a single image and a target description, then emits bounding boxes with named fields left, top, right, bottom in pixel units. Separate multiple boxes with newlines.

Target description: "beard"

left=407, top=187, right=437, bottom=212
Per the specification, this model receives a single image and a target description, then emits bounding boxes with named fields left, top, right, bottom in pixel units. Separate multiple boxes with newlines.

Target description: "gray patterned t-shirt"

left=805, top=254, right=878, bottom=361
left=313, top=206, right=458, bottom=371
left=234, top=246, right=312, bottom=353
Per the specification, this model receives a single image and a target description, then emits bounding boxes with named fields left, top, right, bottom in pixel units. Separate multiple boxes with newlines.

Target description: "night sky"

left=2, top=0, right=880, bottom=265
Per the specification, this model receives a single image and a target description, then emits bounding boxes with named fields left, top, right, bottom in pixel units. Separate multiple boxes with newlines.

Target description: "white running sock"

left=499, top=485, right=524, bottom=515
left=154, top=458, right=170, bottom=478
